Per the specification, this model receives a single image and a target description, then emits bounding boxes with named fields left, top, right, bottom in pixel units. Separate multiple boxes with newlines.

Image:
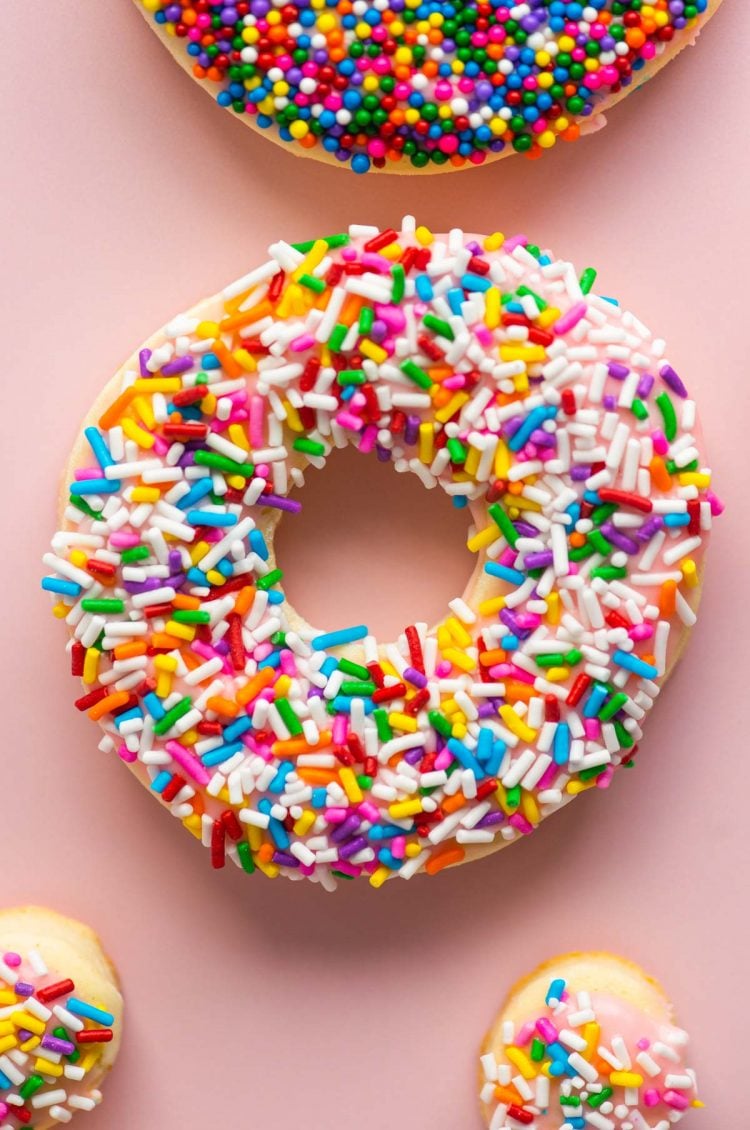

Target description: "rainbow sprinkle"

left=139, top=0, right=711, bottom=172
left=0, top=950, right=115, bottom=1126
left=44, top=220, right=720, bottom=889
left=481, top=975, right=702, bottom=1129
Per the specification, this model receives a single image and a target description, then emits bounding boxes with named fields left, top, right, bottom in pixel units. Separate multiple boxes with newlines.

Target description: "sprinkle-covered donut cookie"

left=0, top=907, right=123, bottom=1130
left=134, top=0, right=723, bottom=173
left=43, top=220, right=719, bottom=889
left=479, top=952, right=701, bottom=1129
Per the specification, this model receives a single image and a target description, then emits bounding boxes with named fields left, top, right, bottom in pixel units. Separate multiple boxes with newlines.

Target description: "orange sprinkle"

left=272, top=732, right=333, bottom=757
left=88, top=691, right=130, bottom=721
left=206, top=696, right=240, bottom=718
left=172, top=594, right=201, bottom=610
left=650, top=455, right=672, bottom=491
left=150, top=632, right=183, bottom=650
left=113, top=641, right=147, bottom=661
left=99, top=388, right=135, bottom=430
left=441, top=792, right=468, bottom=815
left=659, top=579, right=677, bottom=618
left=425, top=845, right=465, bottom=875
left=236, top=666, right=275, bottom=705
left=234, top=586, right=255, bottom=617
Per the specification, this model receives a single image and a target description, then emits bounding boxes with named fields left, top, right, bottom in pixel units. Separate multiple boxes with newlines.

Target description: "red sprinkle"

left=77, top=1029, right=114, bottom=1044
left=598, top=488, right=653, bottom=513
left=211, top=818, right=226, bottom=869
left=36, top=978, right=75, bottom=1004
left=405, top=625, right=425, bottom=673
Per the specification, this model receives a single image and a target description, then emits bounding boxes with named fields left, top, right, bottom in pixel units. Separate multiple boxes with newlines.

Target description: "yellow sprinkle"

left=339, top=766, right=364, bottom=804
left=0, top=1036, right=18, bottom=1054
left=369, top=866, right=391, bottom=888
left=583, top=1022, right=600, bottom=1058
left=132, top=394, right=156, bottom=430
left=442, top=647, right=476, bottom=674
left=12, top=1012, right=45, bottom=1036
left=435, top=392, right=469, bottom=423
left=467, top=524, right=499, bottom=553
left=499, top=705, right=537, bottom=742
left=494, top=439, right=511, bottom=479
left=79, top=1050, right=102, bottom=1074
left=182, top=813, right=202, bottom=839
left=446, top=617, right=472, bottom=648
left=483, top=232, right=505, bottom=252
left=360, top=339, right=388, bottom=365
left=293, top=238, right=328, bottom=280
left=154, top=654, right=178, bottom=672
left=70, top=549, right=87, bottom=568
left=190, top=540, right=210, bottom=565
left=405, top=842, right=422, bottom=858
left=610, top=1072, right=644, bottom=1088
left=228, top=423, right=250, bottom=451
left=451, top=722, right=468, bottom=740
left=464, top=445, right=481, bottom=477
left=415, top=226, right=434, bottom=246
left=566, top=779, right=596, bottom=795
left=164, top=620, right=196, bottom=642
left=246, top=824, right=263, bottom=852
left=293, top=810, right=316, bottom=837
left=485, top=287, right=501, bottom=330
left=537, top=306, right=560, bottom=329
left=133, top=378, right=181, bottom=394
left=506, top=1046, right=538, bottom=1080
left=255, top=855, right=280, bottom=879
left=20, top=1036, right=41, bottom=1053
left=500, top=344, right=546, bottom=363
left=233, top=348, right=257, bottom=372
left=52, top=602, right=69, bottom=619
left=206, top=569, right=226, bottom=586
left=546, top=592, right=561, bottom=624
left=419, top=422, right=434, bottom=464
left=545, top=666, right=570, bottom=682
left=521, top=791, right=540, bottom=825
left=682, top=558, right=699, bottom=588
left=131, top=486, right=160, bottom=504
left=678, top=472, right=710, bottom=488
left=388, top=712, right=418, bottom=733
left=121, top=417, right=155, bottom=449
left=275, top=674, right=292, bottom=697
left=155, top=671, right=172, bottom=699
left=479, top=596, right=506, bottom=617
left=83, top=647, right=100, bottom=686
left=35, top=1057, right=64, bottom=1077
left=389, top=798, right=424, bottom=820
left=494, top=784, right=513, bottom=815
left=0, top=1022, right=13, bottom=1036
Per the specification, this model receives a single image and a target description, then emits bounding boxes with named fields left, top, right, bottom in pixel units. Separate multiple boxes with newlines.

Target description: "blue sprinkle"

left=151, top=771, right=172, bottom=794
left=484, top=739, right=506, bottom=778
left=41, top=577, right=81, bottom=597
left=663, top=513, right=690, bottom=527
left=415, top=275, right=434, bottom=302
left=202, top=741, right=244, bottom=767
left=583, top=683, right=608, bottom=718
left=447, top=738, right=485, bottom=779
left=268, top=760, right=293, bottom=794
left=224, top=715, right=253, bottom=742
left=509, top=405, right=559, bottom=452
left=613, top=650, right=658, bottom=680
left=546, top=977, right=566, bottom=1005
left=84, top=427, right=115, bottom=470
left=70, top=478, right=121, bottom=496
left=553, top=722, right=570, bottom=765
left=186, top=510, right=237, bottom=527
left=461, top=272, right=492, bottom=292
left=143, top=692, right=166, bottom=721
left=485, top=561, right=525, bottom=586
left=176, top=478, right=214, bottom=510
left=67, top=998, right=115, bottom=1027
left=312, top=625, right=368, bottom=650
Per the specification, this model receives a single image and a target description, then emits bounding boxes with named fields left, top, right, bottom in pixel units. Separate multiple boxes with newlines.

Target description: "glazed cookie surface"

left=135, top=0, right=723, bottom=173
left=480, top=952, right=701, bottom=1129
left=43, top=220, right=719, bottom=888
left=0, top=907, right=123, bottom=1130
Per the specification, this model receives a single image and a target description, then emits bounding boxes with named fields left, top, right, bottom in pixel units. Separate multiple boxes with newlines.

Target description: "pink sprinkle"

left=553, top=302, right=588, bottom=335
left=324, top=807, right=349, bottom=824
left=435, top=661, right=453, bottom=677
left=152, top=436, right=169, bottom=457
left=280, top=650, right=297, bottom=676
left=332, top=715, right=348, bottom=745
left=537, top=761, right=560, bottom=790
left=392, top=836, right=406, bottom=860
left=503, top=234, right=528, bottom=253
left=515, top=1022, right=536, bottom=1046
left=583, top=719, right=600, bottom=740
left=375, top=303, right=407, bottom=332
left=644, top=1089, right=660, bottom=1108
left=434, top=747, right=452, bottom=771
left=358, top=424, right=378, bottom=454
left=334, top=860, right=363, bottom=878
left=165, top=740, right=210, bottom=786
left=651, top=429, right=669, bottom=456
left=117, top=742, right=137, bottom=764
left=74, top=467, right=103, bottom=481
left=109, top=532, right=140, bottom=548
left=290, top=334, right=316, bottom=352
left=249, top=395, right=265, bottom=448
left=443, top=375, right=466, bottom=390
left=536, top=1017, right=558, bottom=1043
left=2, top=953, right=21, bottom=968
left=595, top=767, right=615, bottom=789
left=707, top=489, right=724, bottom=516
left=253, top=642, right=273, bottom=662
left=509, top=813, right=534, bottom=835
left=336, top=411, right=364, bottom=432
left=357, top=801, right=379, bottom=823
left=664, top=1090, right=690, bottom=1111
left=637, top=1039, right=650, bottom=1050
left=629, top=623, right=654, bottom=641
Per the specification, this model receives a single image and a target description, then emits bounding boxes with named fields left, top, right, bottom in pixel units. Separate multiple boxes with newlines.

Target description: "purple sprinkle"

left=257, top=494, right=302, bottom=513
left=338, top=835, right=368, bottom=860
left=601, top=522, right=640, bottom=555
left=161, top=356, right=194, bottom=377
left=42, top=1035, right=75, bottom=1055
left=525, top=550, right=554, bottom=569
left=660, top=363, right=688, bottom=398
left=477, top=811, right=505, bottom=829
left=636, top=373, right=655, bottom=399
left=403, top=747, right=424, bottom=766
left=331, top=814, right=361, bottom=843
left=571, top=465, right=590, bottom=481
left=404, top=415, right=420, bottom=445
left=138, top=349, right=152, bottom=378
left=14, top=982, right=35, bottom=997
left=273, top=851, right=299, bottom=868
left=403, top=666, right=428, bottom=688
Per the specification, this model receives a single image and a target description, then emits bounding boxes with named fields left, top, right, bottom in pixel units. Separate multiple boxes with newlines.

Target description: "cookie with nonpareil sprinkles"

left=134, top=0, right=723, bottom=173
left=0, top=907, right=123, bottom=1130
left=479, top=952, right=702, bottom=1130
left=43, top=220, right=720, bottom=889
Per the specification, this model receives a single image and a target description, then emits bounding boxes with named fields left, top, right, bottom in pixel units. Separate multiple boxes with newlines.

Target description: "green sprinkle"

left=292, top=233, right=349, bottom=253
left=564, top=648, right=582, bottom=666
left=171, top=609, right=211, bottom=624
left=293, top=437, right=326, bottom=457
left=331, top=869, right=355, bottom=880
left=337, top=369, right=366, bottom=386
left=400, top=359, right=433, bottom=389
left=531, top=1038, right=546, bottom=1062
left=153, top=696, right=193, bottom=736
left=569, top=542, right=596, bottom=562
left=560, top=1096, right=581, bottom=1107
left=357, top=774, right=373, bottom=790
left=599, top=691, right=628, bottom=721
left=391, top=263, right=405, bottom=303
left=536, top=653, right=565, bottom=668
left=516, top=284, right=547, bottom=311
left=614, top=720, right=635, bottom=749
left=631, top=397, right=649, bottom=421
left=587, top=1088, right=613, bottom=1109
left=271, top=631, right=286, bottom=646
left=579, top=267, right=597, bottom=295
left=237, top=840, right=256, bottom=874
left=588, top=529, right=614, bottom=557
left=81, top=598, right=125, bottom=613
left=423, top=313, right=454, bottom=340
left=591, top=502, right=618, bottom=526
left=338, top=658, right=371, bottom=680
left=505, top=785, right=521, bottom=809
left=656, top=391, right=677, bottom=442
left=276, top=697, right=303, bottom=736
left=373, top=708, right=392, bottom=742
left=590, top=566, right=628, bottom=580
left=488, top=502, right=519, bottom=547
left=340, top=681, right=376, bottom=696
left=446, top=437, right=467, bottom=464
left=69, top=495, right=102, bottom=521
left=358, top=305, right=374, bottom=335
left=298, top=273, right=326, bottom=294
left=579, top=765, right=607, bottom=782
left=428, top=710, right=452, bottom=738
left=53, top=1026, right=79, bottom=1063
left=121, top=545, right=149, bottom=564
left=20, top=1075, right=45, bottom=1101
left=328, top=323, right=349, bottom=352
left=194, top=450, right=254, bottom=476
left=257, top=568, right=283, bottom=591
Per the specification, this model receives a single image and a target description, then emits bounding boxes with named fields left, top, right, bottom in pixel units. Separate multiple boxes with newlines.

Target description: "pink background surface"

left=1, top=2, right=748, bottom=1126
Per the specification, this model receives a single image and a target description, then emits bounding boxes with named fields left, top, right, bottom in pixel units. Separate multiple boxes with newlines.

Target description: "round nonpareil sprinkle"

left=138, top=0, right=715, bottom=172
left=44, top=219, right=720, bottom=889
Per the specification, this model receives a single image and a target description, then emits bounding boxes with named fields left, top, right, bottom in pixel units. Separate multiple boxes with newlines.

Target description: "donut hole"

left=274, top=446, right=475, bottom=642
